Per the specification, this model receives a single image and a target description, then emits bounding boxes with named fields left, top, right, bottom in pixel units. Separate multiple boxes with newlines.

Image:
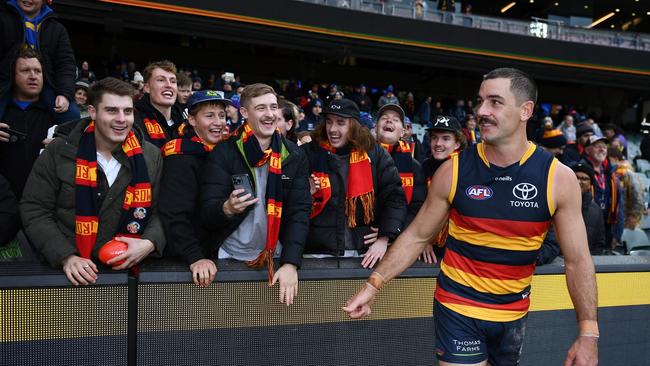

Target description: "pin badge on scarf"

left=127, top=221, right=141, bottom=234
left=133, top=207, right=147, bottom=220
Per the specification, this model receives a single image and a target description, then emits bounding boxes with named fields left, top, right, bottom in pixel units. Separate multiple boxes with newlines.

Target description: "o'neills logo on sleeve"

left=465, top=185, right=493, bottom=200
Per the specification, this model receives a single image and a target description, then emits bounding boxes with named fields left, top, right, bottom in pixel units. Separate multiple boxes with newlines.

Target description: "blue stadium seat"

left=622, top=228, right=650, bottom=253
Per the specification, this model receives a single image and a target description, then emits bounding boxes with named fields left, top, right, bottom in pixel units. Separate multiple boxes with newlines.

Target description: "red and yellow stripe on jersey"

left=435, top=142, right=557, bottom=322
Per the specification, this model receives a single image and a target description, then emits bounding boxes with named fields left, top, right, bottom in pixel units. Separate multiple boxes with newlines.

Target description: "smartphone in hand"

left=231, top=174, right=255, bottom=199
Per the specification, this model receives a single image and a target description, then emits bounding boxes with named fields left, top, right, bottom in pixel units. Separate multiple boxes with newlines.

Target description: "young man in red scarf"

left=375, top=104, right=426, bottom=229
left=21, top=77, right=165, bottom=286
left=302, top=99, right=407, bottom=269
left=200, top=83, right=311, bottom=305
left=160, top=90, right=231, bottom=287
left=134, top=60, right=184, bottom=148
left=420, top=115, right=468, bottom=263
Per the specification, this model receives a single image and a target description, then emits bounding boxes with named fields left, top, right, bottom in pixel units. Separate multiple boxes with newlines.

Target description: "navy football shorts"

left=434, top=301, right=527, bottom=366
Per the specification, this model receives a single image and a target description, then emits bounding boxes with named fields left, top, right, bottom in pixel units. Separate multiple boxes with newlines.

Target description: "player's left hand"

left=271, top=263, right=298, bottom=306
left=107, top=237, right=155, bottom=270
left=564, top=336, right=598, bottom=366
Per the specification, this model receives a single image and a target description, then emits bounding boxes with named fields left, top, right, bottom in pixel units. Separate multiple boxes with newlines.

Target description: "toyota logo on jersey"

left=512, top=183, right=538, bottom=200
left=465, top=185, right=493, bottom=200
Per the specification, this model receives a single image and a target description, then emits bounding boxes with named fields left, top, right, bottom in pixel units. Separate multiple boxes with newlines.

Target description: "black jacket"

left=0, top=173, right=19, bottom=246
left=134, top=94, right=184, bottom=146
left=302, top=142, right=407, bottom=255
left=582, top=190, right=607, bottom=255
left=404, top=158, right=426, bottom=229
left=200, top=135, right=311, bottom=268
left=160, top=153, right=215, bottom=265
left=561, top=144, right=582, bottom=165
left=0, top=3, right=76, bottom=102
left=0, top=99, right=56, bottom=199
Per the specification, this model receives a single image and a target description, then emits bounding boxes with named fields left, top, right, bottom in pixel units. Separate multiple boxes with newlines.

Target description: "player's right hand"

left=342, top=282, right=378, bottom=319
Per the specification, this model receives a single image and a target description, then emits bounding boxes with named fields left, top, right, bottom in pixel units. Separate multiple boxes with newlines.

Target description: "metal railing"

left=299, top=0, right=650, bottom=51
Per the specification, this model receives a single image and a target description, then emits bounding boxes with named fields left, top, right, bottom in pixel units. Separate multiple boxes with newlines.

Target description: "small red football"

left=99, top=239, right=128, bottom=266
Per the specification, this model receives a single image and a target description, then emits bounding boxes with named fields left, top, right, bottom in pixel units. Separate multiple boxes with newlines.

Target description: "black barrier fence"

left=2, top=256, right=650, bottom=366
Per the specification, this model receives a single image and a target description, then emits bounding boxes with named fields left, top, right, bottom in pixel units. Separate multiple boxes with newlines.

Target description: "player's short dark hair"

left=483, top=68, right=537, bottom=104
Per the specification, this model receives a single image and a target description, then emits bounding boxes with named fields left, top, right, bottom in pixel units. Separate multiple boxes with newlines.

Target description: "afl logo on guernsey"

left=465, top=185, right=493, bottom=200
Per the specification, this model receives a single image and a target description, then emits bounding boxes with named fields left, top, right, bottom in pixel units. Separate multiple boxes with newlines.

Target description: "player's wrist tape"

left=578, top=320, right=599, bottom=335
left=367, top=271, right=385, bottom=291
left=579, top=333, right=600, bottom=339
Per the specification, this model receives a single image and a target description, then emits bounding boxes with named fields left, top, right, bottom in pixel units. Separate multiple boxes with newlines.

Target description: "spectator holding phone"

left=0, top=48, right=56, bottom=200
left=200, top=83, right=311, bottom=305
left=160, top=91, right=231, bottom=287
left=302, top=99, right=406, bottom=269
left=20, top=77, right=165, bottom=285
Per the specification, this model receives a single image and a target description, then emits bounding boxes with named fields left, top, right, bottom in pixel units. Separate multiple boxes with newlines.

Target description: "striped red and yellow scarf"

left=75, top=121, right=152, bottom=258
left=161, top=125, right=216, bottom=157
left=143, top=117, right=167, bottom=148
left=381, top=140, right=414, bottom=204
left=237, top=123, right=286, bottom=283
left=310, top=141, right=374, bottom=228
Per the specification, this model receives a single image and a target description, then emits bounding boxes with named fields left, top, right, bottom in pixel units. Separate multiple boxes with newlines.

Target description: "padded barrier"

left=2, top=256, right=650, bottom=365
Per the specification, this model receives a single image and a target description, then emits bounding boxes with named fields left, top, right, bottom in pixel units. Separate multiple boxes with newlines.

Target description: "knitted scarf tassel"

left=345, top=192, right=375, bottom=228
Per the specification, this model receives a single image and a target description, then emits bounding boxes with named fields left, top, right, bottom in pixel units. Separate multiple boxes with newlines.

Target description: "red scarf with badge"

left=75, top=121, right=152, bottom=258
left=310, top=141, right=374, bottom=228
left=381, top=141, right=414, bottom=204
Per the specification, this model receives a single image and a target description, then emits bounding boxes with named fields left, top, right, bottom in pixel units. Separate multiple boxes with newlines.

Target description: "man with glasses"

left=584, top=135, right=622, bottom=250
left=571, top=161, right=607, bottom=254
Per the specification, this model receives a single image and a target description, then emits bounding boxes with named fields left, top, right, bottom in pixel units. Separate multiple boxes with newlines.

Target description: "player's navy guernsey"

left=434, top=142, right=558, bottom=322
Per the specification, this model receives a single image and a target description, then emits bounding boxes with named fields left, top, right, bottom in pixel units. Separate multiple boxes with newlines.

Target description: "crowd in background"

left=1, top=0, right=649, bottom=290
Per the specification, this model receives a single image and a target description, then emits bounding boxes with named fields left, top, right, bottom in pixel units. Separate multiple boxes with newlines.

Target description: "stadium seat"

left=635, top=158, right=650, bottom=174
left=622, top=228, right=650, bottom=253
left=641, top=216, right=650, bottom=230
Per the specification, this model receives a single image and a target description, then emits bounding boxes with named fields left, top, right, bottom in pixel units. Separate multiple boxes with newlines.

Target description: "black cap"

left=570, top=161, right=595, bottom=184
left=540, top=129, right=567, bottom=148
left=323, top=99, right=360, bottom=121
left=576, top=123, right=594, bottom=139
left=377, top=104, right=405, bottom=123
left=426, top=115, right=462, bottom=133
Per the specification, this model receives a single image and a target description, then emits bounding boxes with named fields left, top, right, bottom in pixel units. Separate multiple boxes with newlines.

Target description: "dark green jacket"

left=20, top=118, right=165, bottom=267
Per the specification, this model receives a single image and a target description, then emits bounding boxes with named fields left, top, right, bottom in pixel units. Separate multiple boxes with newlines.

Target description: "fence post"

left=128, top=275, right=138, bottom=366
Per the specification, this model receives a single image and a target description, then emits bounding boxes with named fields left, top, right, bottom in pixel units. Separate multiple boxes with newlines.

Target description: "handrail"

left=298, top=0, right=650, bottom=52
left=3, top=255, right=649, bottom=287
